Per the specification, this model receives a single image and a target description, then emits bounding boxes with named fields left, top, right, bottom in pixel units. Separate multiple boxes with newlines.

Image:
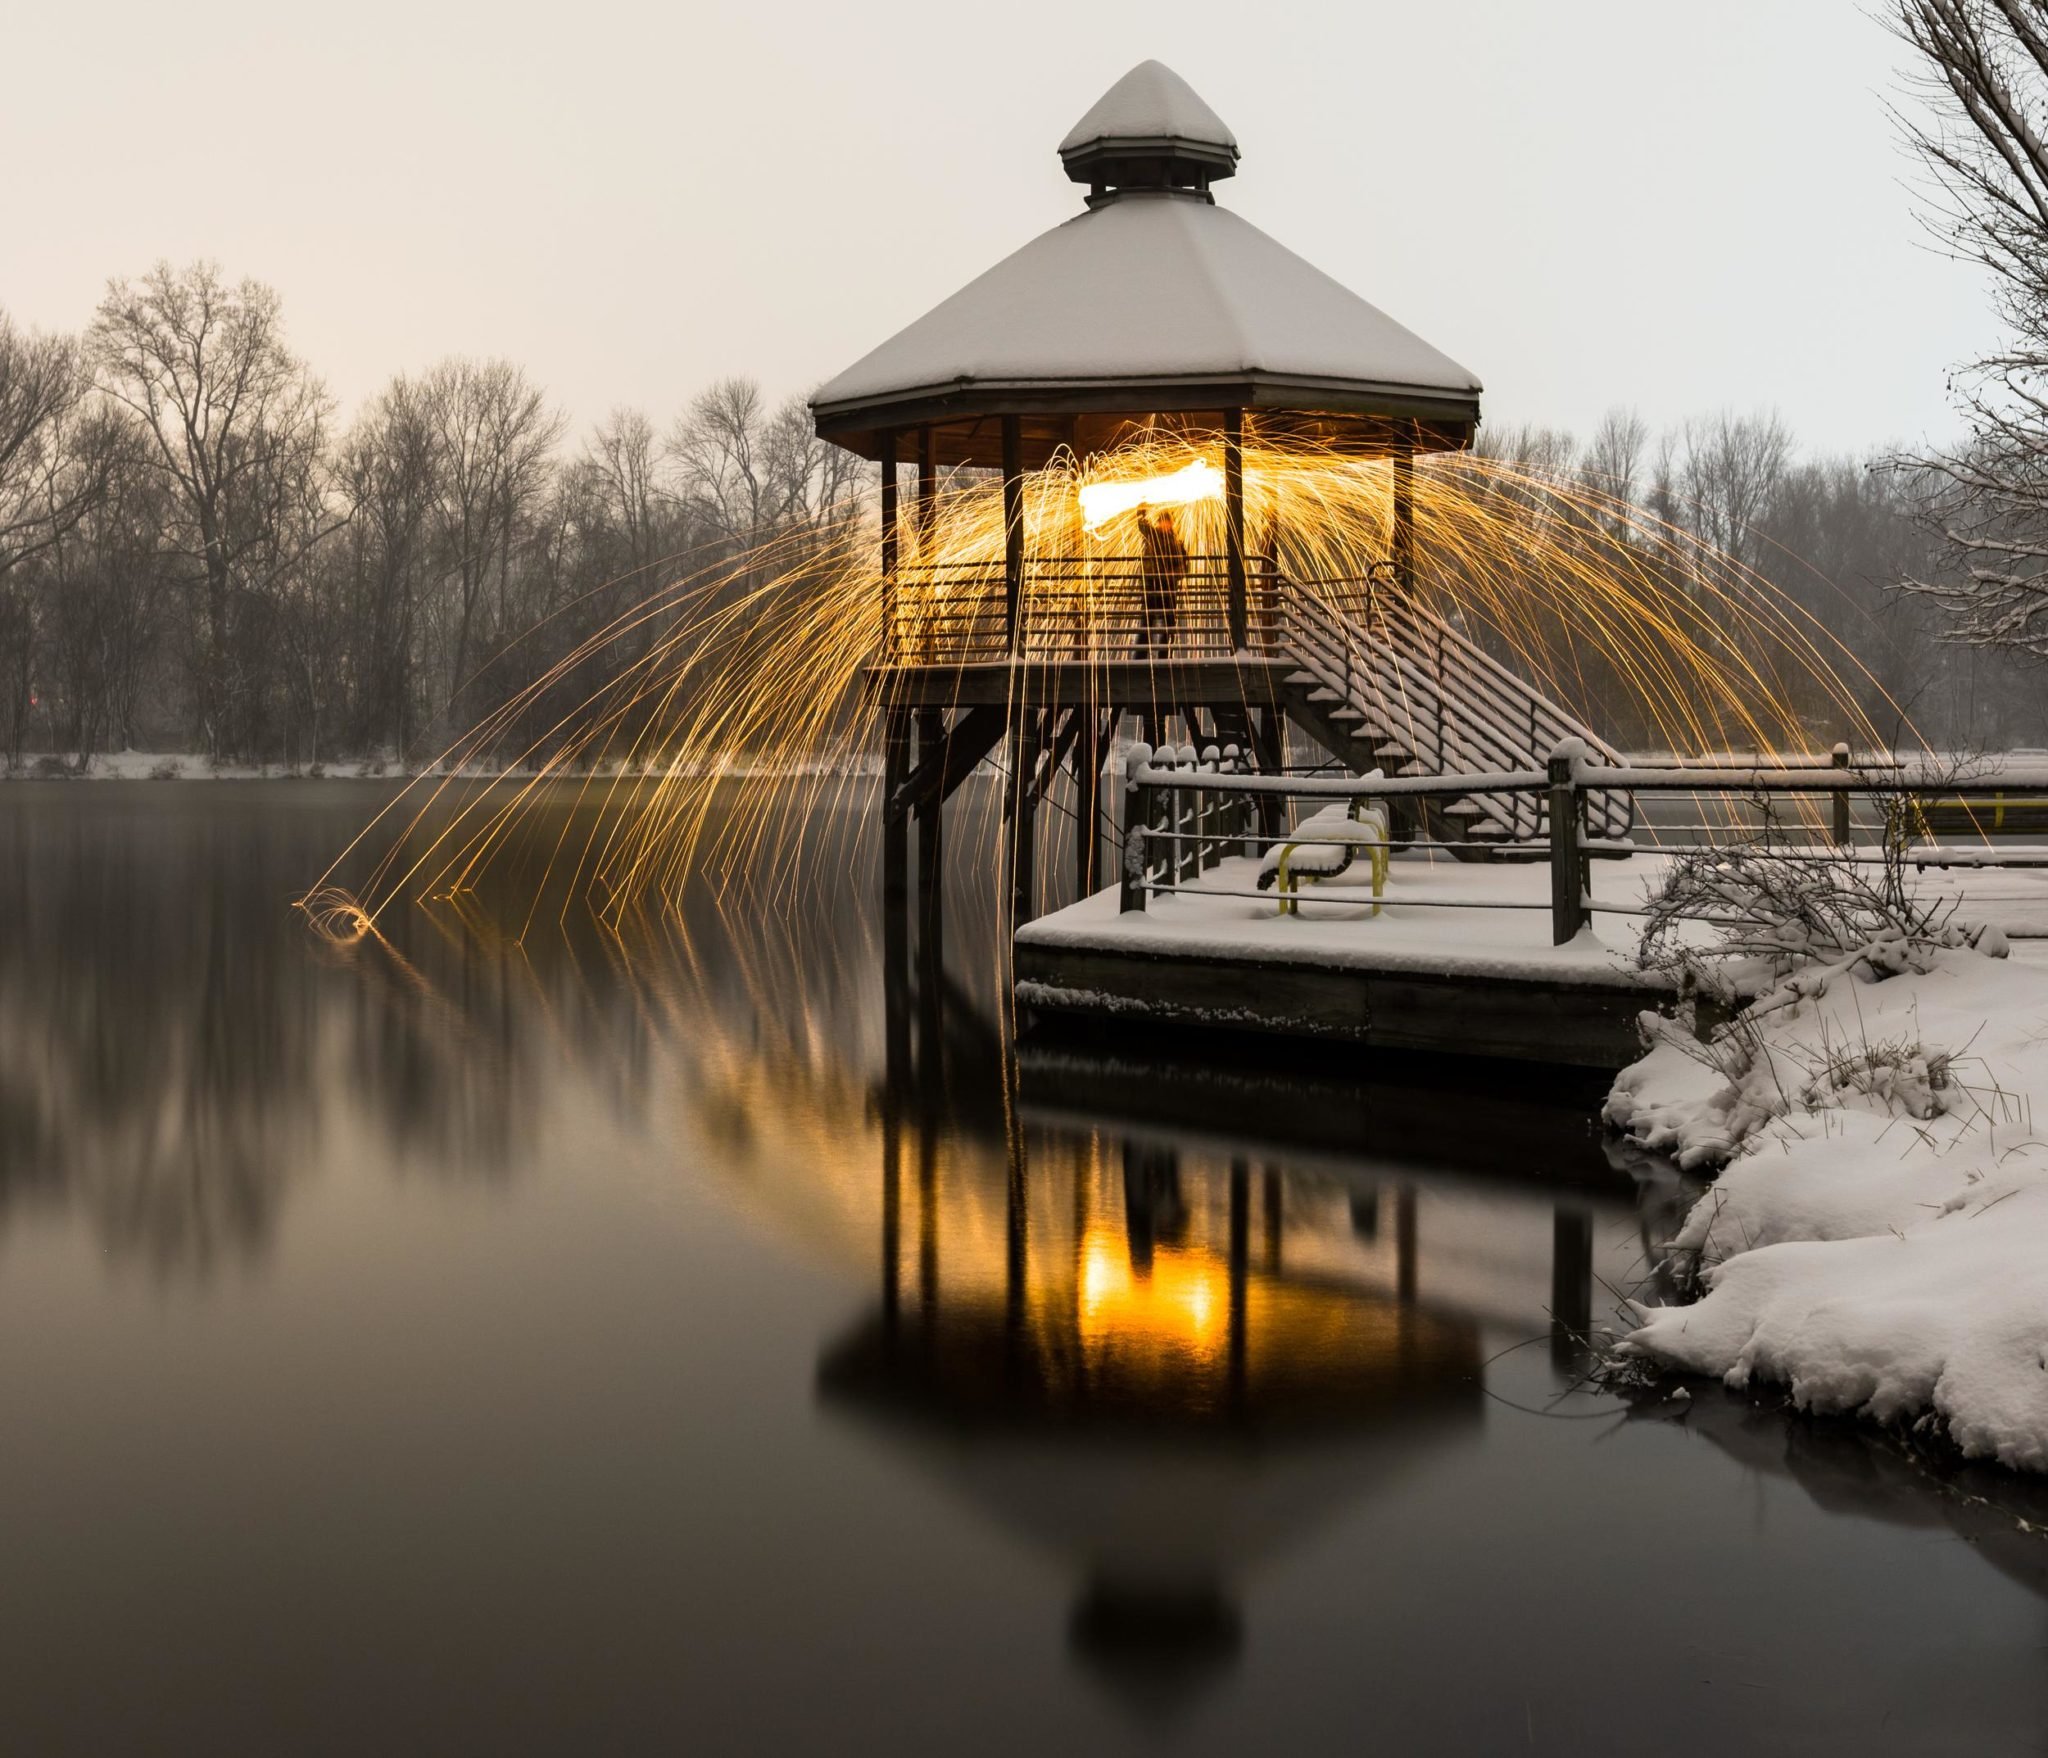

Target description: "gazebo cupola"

left=1058, top=58, right=1240, bottom=206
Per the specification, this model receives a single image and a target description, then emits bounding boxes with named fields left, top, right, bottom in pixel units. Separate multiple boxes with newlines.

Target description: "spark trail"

left=301, top=431, right=1903, bottom=945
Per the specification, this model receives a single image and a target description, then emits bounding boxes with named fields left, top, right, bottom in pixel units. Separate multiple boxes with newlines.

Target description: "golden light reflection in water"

left=1078, top=1225, right=1227, bottom=1363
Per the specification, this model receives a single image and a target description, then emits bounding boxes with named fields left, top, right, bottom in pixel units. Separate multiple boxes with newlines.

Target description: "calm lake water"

left=2, top=782, right=2046, bottom=1756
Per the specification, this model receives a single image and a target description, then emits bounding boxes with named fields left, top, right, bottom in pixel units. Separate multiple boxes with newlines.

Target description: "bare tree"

left=1581, top=407, right=1650, bottom=514
left=337, top=377, right=441, bottom=753
left=0, top=314, right=111, bottom=765
left=1891, top=0, right=2048, bottom=656
left=37, top=410, right=165, bottom=766
left=668, top=376, right=778, bottom=549
left=88, top=263, right=335, bottom=757
left=1674, top=410, right=1793, bottom=578
left=586, top=407, right=670, bottom=578
left=0, top=314, right=102, bottom=575
left=421, top=358, right=563, bottom=712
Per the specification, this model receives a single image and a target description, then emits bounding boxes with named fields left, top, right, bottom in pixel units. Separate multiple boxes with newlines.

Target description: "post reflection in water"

left=824, top=929, right=1617, bottom=1713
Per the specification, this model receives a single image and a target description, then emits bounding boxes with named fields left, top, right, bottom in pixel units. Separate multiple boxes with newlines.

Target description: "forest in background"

left=0, top=260, right=2041, bottom=774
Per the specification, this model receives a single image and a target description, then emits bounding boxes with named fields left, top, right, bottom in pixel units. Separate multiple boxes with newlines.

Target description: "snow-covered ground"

left=1612, top=938, right=2048, bottom=1470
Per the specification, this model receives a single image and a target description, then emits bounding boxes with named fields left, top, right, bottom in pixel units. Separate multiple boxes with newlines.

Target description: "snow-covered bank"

left=1612, top=939, right=2048, bottom=1470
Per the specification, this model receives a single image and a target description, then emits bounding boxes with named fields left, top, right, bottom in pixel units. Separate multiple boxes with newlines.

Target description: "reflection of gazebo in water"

left=817, top=1141, right=1486, bottom=1715
left=812, top=61, right=1613, bottom=933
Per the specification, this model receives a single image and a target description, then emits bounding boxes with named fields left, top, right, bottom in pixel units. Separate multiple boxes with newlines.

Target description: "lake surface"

left=2, top=782, right=2046, bottom=1756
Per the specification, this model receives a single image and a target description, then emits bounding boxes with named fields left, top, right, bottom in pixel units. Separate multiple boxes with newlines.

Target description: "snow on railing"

left=1118, top=741, right=2048, bottom=945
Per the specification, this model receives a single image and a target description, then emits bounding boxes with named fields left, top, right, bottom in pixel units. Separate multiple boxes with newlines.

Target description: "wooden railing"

left=1119, top=746, right=2048, bottom=946
left=883, top=555, right=1282, bottom=663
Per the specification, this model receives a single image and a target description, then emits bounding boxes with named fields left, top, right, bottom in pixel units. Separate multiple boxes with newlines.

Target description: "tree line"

left=0, top=262, right=861, bottom=771
left=1, top=250, right=2042, bottom=772
left=1476, top=408, right=2047, bottom=748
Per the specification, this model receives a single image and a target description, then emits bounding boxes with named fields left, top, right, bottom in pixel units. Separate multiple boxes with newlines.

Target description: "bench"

left=1257, top=801, right=1391, bottom=916
left=1912, top=792, right=2048, bottom=837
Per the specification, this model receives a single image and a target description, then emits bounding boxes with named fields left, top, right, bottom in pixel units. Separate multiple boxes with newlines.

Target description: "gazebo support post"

left=881, top=704, right=913, bottom=1119
left=1391, top=433, right=1414, bottom=595
left=1010, top=706, right=1041, bottom=926
left=879, top=428, right=899, bottom=652
left=1224, top=409, right=1247, bottom=649
left=915, top=707, right=945, bottom=956
left=1250, top=706, right=1284, bottom=838
left=880, top=431, right=910, bottom=989
left=1001, top=415, right=1024, bottom=653
left=916, top=424, right=936, bottom=548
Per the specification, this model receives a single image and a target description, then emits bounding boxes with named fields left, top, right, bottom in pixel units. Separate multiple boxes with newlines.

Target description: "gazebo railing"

left=883, top=555, right=1283, bottom=663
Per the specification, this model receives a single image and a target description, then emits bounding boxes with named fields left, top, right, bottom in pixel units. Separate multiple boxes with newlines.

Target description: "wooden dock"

left=1015, top=855, right=1678, bottom=1070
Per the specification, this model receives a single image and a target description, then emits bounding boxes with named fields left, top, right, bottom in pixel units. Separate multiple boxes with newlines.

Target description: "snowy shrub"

left=1636, top=841, right=1963, bottom=981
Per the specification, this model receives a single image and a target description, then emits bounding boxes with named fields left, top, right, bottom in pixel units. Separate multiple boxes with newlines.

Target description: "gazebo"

left=812, top=61, right=1602, bottom=935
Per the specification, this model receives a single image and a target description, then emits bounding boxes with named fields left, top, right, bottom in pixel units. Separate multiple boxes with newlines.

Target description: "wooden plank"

left=867, top=659, right=1294, bottom=709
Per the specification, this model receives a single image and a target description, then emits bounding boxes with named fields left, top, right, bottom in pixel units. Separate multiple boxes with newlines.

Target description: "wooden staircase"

left=1277, top=571, right=1633, bottom=857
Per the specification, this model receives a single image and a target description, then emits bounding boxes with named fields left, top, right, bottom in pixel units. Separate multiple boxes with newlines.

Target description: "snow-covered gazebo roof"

left=812, top=62, right=1481, bottom=468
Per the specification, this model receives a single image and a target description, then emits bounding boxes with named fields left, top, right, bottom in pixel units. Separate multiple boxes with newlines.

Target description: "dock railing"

left=1119, top=741, right=2048, bottom=946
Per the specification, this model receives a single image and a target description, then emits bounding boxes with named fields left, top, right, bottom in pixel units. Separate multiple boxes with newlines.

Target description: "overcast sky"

left=3, top=0, right=1994, bottom=453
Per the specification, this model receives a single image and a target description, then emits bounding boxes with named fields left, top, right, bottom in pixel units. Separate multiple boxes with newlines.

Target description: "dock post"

left=1200, top=745, right=1221, bottom=871
left=1831, top=742, right=1851, bottom=847
left=1548, top=750, right=1587, bottom=945
left=1120, top=763, right=1148, bottom=911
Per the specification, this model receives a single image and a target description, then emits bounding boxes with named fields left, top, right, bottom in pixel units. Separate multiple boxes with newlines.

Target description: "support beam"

left=915, top=707, right=946, bottom=957
left=1224, top=409, right=1247, bottom=650
left=889, top=703, right=1007, bottom=817
left=1027, top=705, right=1084, bottom=805
left=1250, top=706, right=1284, bottom=839
left=1009, top=708, right=1042, bottom=927
left=1001, top=414, right=1024, bottom=653
left=880, top=700, right=913, bottom=1343
left=883, top=705, right=913, bottom=977
left=1075, top=708, right=1109, bottom=900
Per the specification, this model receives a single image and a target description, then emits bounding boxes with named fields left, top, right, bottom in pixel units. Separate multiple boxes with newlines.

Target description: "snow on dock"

left=1015, top=851, right=2048, bottom=1067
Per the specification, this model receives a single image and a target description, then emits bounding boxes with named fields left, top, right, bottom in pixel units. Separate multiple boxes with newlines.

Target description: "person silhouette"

left=1136, top=505, right=1186, bottom=659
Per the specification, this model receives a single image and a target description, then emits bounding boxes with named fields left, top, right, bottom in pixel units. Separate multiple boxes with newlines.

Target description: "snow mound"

left=1612, top=945, right=2048, bottom=1470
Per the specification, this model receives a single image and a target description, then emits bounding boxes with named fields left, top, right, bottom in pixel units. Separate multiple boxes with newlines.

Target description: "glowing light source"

left=1078, top=458, right=1225, bottom=533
